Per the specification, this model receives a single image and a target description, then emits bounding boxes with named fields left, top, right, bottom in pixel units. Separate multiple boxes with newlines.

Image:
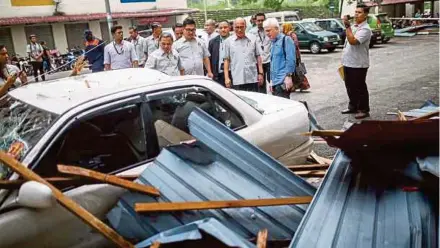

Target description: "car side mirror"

left=17, top=181, right=54, bottom=209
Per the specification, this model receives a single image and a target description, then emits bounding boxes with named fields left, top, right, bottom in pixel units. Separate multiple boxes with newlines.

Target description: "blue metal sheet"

left=403, top=100, right=439, bottom=118
left=135, top=218, right=255, bottom=248
left=107, top=108, right=316, bottom=242
left=290, top=151, right=438, bottom=248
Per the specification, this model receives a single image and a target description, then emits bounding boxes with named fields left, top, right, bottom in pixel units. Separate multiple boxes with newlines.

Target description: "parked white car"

left=0, top=68, right=312, bottom=247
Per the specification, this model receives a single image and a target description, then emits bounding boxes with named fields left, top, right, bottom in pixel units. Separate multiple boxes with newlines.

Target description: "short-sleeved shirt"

left=224, top=34, right=262, bottom=85
left=145, top=48, right=183, bottom=76
left=200, top=31, right=219, bottom=47
left=173, top=37, right=210, bottom=76
left=249, top=27, right=272, bottom=64
left=26, top=43, right=43, bottom=62
left=145, top=36, right=160, bottom=57
left=342, top=21, right=372, bottom=68
left=130, top=35, right=148, bottom=65
left=104, top=41, right=138, bottom=70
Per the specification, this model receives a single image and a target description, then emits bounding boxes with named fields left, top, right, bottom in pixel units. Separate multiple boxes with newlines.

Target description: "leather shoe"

left=355, top=112, right=370, bottom=119
left=341, top=109, right=357, bottom=114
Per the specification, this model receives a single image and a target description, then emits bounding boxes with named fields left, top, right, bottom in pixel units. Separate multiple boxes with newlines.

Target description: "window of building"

left=34, top=103, right=146, bottom=177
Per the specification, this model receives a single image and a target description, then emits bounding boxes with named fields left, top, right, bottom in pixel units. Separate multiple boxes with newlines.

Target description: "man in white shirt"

left=104, top=25, right=138, bottom=70
left=201, top=19, right=219, bottom=46
left=26, top=34, right=45, bottom=82
left=128, top=26, right=148, bottom=67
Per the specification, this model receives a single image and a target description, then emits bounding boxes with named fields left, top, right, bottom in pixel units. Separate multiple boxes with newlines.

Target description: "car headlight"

left=337, top=35, right=340, bottom=40
left=323, top=37, right=329, bottom=42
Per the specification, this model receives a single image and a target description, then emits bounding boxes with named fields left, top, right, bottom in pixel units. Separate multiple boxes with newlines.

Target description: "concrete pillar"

left=10, top=25, right=27, bottom=56
left=434, top=1, right=439, bottom=15
left=88, top=21, right=103, bottom=39
left=52, top=23, right=68, bottom=54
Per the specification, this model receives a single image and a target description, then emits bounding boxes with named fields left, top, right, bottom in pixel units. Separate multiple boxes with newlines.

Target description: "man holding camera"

left=341, top=4, right=372, bottom=119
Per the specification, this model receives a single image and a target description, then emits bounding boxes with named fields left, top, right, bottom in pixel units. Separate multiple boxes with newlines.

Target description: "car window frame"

left=145, top=86, right=248, bottom=132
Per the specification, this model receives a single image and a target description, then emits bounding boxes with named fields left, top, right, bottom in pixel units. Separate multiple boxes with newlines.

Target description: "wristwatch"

left=286, top=73, right=293, bottom=77
left=258, top=72, right=263, bottom=75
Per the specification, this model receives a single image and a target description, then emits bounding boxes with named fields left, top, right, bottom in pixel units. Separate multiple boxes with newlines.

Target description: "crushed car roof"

left=107, top=108, right=316, bottom=242
left=8, top=69, right=206, bottom=115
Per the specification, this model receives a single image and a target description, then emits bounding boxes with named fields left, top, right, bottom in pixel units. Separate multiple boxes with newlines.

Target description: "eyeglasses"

left=185, top=28, right=196, bottom=32
left=234, top=26, right=245, bottom=29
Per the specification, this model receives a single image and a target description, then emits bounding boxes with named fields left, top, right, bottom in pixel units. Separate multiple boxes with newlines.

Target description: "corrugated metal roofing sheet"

left=290, top=151, right=438, bottom=248
left=403, top=100, right=439, bottom=118
left=107, top=108, right=316, bottom=242
left=135, top=218, right=255, bottom=248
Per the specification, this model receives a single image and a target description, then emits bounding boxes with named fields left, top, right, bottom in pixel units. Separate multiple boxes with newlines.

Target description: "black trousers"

left=259, top=62, right=270, bottom=94
left=344, top=66, right=369, bottom=113
left=232, top=83, right=258, bottom=92
left=31, top=61, right=45, bottom=82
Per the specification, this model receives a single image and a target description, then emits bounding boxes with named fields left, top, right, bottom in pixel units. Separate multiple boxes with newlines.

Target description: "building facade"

left=0, top=0, right=197, bottom=56
left=340, top=0, right=439, bottom=18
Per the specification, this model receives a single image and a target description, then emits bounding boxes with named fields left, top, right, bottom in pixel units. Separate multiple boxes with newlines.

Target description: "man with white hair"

left=201, top=19, right=219, bottom=45
left=224, top=17, right=264, bottom=92
left=264, top=18, right=295, bottom=98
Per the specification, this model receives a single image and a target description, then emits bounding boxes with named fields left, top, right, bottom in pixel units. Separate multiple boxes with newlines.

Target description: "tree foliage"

left=240, top=0, right=285, bottom=11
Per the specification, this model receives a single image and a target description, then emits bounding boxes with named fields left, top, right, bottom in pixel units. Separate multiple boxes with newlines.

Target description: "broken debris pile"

left=107, top=108, right=316, bottom=246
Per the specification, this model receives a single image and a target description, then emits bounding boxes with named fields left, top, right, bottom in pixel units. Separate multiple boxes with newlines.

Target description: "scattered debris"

left=0, top=152, right=135, bottom=248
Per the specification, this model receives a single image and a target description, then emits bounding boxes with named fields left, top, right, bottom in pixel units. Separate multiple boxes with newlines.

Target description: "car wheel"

left=369, top=42, right=374, bottom=48
left=309, top=42, right=321, bottom=54
left=327, top=47, right=336, bottom=52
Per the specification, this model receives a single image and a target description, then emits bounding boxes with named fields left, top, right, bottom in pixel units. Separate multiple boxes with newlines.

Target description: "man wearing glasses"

left=104, top=25, right=138, bottom=70
left=173, top=18, right=213, bottom=78
left=224, top=17, right=264, bottom=92
left=250, top=13, right=271, bottom=94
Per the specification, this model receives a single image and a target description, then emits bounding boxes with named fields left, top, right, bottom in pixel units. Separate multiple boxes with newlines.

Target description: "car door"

left=0, top=97, right=154, bottom=248
left=294, top=24, right=309, bottom=49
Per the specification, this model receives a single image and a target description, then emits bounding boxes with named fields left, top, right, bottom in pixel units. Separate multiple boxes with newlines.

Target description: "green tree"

left=241, top=0, right=285, bottom=11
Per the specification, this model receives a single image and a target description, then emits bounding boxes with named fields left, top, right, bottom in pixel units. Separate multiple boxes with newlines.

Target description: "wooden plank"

left=287, top=164, right=329, bottom=171
left=397, top=111, right=407, bottom=121
left=0, top=152, right=134, bottom=248
left=309, top=151, right=332, bottom=165
left=150, top=242, right=160, bottom=248
left=0, top=175, right=139, bottom=190
left=57, top=165, right=159, bottom=197
left=301, top=130, right=345, bottom=137
left=412, top=110, right=439, bottom=120
left=135, top=196, right=313, bottom=213
left=294, top=170, right=326, bottom=178
left=257, top=229, right=268, bottom=248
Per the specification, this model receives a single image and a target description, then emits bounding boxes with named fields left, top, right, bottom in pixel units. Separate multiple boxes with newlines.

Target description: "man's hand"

left=258, top=74, right=264, bottom=86
left=225, top=78, right=232, bottom=88
left=207, top=72, right=213, bottom=79
left=284, top=76, right=293, bottom=91
left=343, top=16, right=351, bottom=28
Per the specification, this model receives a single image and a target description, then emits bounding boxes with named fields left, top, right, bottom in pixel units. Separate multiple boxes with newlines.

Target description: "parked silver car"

left=0, top=68, right=313, bottom=247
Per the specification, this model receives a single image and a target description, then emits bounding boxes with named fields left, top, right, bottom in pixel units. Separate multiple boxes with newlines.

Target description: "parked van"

left=244, top=11, right=301, bottom=31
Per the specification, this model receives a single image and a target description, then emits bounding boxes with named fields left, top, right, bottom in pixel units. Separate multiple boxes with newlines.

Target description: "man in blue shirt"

left=264, top=18, right=295, bottom=99
left=84, top=30, right=105, bottom=73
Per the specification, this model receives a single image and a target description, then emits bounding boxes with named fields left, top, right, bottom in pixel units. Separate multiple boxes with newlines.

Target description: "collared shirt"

left=145, top=35, right=160, bottom=57
left=145, top=47, right=183, bottom=76
left=173, top=37, right=210, bottom=76
left=249, top=27, right=272, bottom=64
left=270, top=33, right=296, bottom=86
left=130, top=35, right=148, bottom=65
left=218, top=36, right=228, bottom=73
left=26, top=43, right=43, bottom=62
left=201, top=31, right=219, bottom=47
left=342, top=21, right=372, bottom=68
left=104, top=40, right=138, bottom=70
left=224, top=33, right=262, bottom=85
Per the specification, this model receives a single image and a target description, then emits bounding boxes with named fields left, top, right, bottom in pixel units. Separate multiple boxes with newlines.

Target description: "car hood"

left=232, top=90, right=306, bottom=115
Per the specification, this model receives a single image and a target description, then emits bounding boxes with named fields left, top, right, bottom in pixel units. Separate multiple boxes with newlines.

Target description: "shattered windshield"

left=0, top=97, right=57, bottom=179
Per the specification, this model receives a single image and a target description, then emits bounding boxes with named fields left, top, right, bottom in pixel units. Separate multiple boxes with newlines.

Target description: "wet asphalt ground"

left=290, top=35, right=439, bottom=159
